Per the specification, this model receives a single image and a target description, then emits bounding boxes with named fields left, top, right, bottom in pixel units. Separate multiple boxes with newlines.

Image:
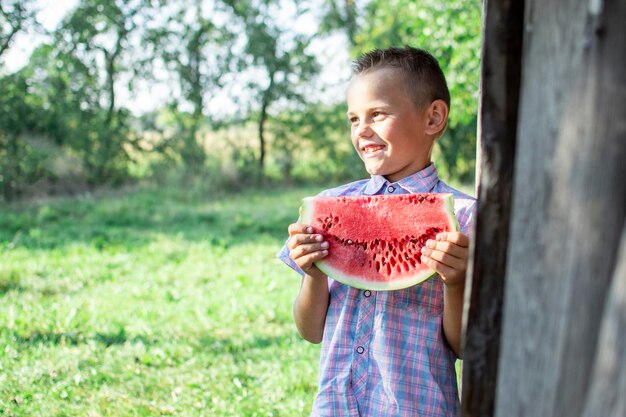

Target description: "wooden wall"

left=463, top=0, right=625, bottom=416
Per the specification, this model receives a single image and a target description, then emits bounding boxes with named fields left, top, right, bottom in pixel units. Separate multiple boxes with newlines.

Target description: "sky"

left=4, top=0, right=351, bottom=116
left=4, top=0, right=78, bottom=72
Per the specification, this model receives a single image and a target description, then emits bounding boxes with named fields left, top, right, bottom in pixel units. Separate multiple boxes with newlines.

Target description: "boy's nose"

left=354, top=122, right=374, bottom=138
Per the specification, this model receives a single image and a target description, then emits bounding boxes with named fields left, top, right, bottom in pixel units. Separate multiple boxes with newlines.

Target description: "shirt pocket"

left=391, top=277, right=444, bottom=316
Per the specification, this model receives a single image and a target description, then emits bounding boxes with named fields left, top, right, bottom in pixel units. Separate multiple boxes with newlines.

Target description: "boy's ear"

left=425, top=99, right=449, bottom=137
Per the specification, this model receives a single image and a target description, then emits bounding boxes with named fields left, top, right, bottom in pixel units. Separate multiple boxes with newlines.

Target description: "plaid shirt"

left=278, top=164, right=476, bottom=417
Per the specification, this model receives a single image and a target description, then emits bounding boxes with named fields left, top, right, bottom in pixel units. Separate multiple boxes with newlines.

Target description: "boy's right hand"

left=287, top=223, right=329, bottom=280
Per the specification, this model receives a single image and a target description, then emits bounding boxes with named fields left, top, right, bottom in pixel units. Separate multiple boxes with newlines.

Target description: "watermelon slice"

left=300, top=193, right=459, bottom=291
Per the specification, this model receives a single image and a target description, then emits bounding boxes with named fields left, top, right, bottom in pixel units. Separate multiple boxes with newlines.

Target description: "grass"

left=0, top=183, right=322, bottom=417
left=0, top=181, right=470, bottom=416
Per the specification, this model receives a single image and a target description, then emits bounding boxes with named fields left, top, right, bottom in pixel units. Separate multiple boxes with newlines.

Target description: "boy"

left=278, top=47, right=476, bottom=416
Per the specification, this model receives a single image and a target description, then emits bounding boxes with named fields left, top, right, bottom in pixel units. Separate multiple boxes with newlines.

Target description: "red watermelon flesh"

left=300, top=193, right=459, bottom=291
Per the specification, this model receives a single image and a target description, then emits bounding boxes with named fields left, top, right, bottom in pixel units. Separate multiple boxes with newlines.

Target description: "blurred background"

left=1, top=0, right=480, bottom=201
left=0, top=1, right=481, bottom=415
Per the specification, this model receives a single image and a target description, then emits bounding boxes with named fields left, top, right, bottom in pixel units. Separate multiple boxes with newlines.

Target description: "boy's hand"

left=287, top=223, right=329, bottom=280
left=420, top=232, right=470, bottom=288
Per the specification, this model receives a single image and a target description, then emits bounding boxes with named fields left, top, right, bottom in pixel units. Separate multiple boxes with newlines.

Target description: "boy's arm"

left=420, top=232, right=470, bottom=358
left=288, top=224, right=330, bottom=344
left=293, top=273, right=330, bottom=344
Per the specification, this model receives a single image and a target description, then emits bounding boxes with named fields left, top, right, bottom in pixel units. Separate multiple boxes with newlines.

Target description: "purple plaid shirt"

left=278, top=163, right=476, bottom=417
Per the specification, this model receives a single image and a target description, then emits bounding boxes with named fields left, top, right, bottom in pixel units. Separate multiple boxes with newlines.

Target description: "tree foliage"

left=222, top=0, right=320, bottom=176
left=144, top=0, right=235, bottom=171
left=0, top=0, right=482, bottom=200
left=322, top=0, right=481, bottom=182
left=0, top=0, right=38, bottom=60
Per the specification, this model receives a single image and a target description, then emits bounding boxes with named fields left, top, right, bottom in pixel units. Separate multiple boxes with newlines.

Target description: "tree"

left=223, top=0, right=320, bottom=176
left=0, top=0, right=38, bottom=61
left=322, top=0, right=482, bottom=183
left=0, top=1, right=41, bottom=200
left=319, top=0, right=358, bottom=46
left=144, top=0, right=234, bottom=171
left=53, top=0, right=148, bottom=183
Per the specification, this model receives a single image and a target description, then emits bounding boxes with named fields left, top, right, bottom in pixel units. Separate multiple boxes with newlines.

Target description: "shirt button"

left=356, top=346, right=365, bottom=354
left=387, top=185, right=395, bottom=193
left=363, top=290, right=372, bottom=297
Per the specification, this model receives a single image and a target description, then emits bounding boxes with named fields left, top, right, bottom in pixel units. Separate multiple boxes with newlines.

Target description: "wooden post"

left=494, top=0, right=626, bottom=416
left=581, top=224, right=626, bottom=417
left=461, top=0, right=524, bottom=415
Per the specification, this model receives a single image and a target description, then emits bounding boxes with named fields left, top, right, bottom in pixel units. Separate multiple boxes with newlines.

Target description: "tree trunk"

left=258, top=71, right=275, bottom=174
left=182, top=26, right=206, bottom=171
left=461, top=0, right=524, bottom=415
left=494, top=1, right=626, bottom=416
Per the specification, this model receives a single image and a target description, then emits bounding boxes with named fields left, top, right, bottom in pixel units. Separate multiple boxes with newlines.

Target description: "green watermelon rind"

left=300, top=193, right=460, bottom=291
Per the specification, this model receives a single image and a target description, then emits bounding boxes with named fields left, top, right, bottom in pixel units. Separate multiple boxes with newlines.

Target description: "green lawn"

left=0, top=184, right=321, bottom=417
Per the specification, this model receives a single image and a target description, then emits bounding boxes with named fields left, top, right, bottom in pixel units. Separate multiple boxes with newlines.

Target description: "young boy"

left=278, top=47, right=476, bottom=416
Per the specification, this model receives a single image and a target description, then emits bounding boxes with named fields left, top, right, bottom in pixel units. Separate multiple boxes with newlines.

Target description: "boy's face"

left=347, top=68, right=434, bottom=183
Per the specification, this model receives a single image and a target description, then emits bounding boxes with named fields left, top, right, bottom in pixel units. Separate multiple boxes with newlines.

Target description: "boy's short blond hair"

left=352, top=46, right=450, bottom=111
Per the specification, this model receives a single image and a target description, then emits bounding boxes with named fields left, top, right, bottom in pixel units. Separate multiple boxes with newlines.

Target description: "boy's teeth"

left=364, top=145, right=383, bottom=153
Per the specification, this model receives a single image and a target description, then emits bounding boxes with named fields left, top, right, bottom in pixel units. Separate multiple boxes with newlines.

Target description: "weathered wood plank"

left=494, top=0, right=626, bottom=416
left=460, top=0, right=524, bottom=415
left=581, top=224, right=626, bottom=417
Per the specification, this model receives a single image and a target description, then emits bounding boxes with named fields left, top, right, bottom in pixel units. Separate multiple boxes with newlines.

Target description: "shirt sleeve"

left=276, top=239, right=305, bottom=276
left=455, top=198, right=477, bottom=235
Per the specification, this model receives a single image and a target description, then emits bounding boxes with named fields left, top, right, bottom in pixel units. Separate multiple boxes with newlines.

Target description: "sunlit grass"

left=0, top=180, right=470, bottom=416
left=0, top=184, right=321, bottom=417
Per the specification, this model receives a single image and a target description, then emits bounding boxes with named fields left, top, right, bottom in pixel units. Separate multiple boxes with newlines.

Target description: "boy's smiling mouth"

left=361, top=143, right=386, bottom=156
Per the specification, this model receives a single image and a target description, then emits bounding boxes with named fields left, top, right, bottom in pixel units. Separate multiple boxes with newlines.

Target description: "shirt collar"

left=363, top=163, right=440, bottom=195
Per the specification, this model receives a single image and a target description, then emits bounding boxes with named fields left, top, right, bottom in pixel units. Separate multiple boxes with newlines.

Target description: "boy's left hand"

left=420, top=232, right=470, bottom=288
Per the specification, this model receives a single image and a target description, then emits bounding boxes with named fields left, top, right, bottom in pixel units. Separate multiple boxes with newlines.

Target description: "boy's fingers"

left=291, top=242, right=328, bottom=257
left=295, top=249, right=329, bottom=269
left=288, top=223, right=314, bottom=236
left=421, top=255, right=456, bottom=279
left=288, top=233, right=324, bottom=249
left=436, top=232, right=469, bottom=248
left=424, top=240, right=466, bottom=258
left=421, top=248, right=465, bottom=270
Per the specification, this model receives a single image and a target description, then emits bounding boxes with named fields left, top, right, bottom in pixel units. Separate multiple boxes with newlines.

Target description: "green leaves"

left=0, top=0, right=481, bottom=199
left=331, top=0, right=482, bottom=182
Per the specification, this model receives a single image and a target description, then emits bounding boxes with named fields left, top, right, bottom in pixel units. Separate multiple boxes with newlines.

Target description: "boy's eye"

left=349, top=117, right=359, bottom=124
left=372, top=111, right=383, bottom=119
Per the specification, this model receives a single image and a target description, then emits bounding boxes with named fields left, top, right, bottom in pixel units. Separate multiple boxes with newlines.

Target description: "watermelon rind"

left=300, top=193, right=459, bottom=291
